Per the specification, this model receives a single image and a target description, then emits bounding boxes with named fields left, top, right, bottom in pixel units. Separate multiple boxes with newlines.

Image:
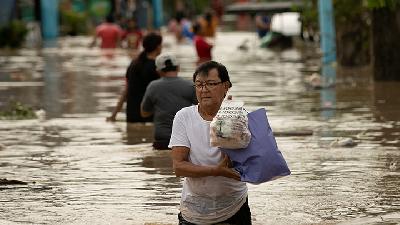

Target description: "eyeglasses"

left=194, top=81, right=223, bottom=90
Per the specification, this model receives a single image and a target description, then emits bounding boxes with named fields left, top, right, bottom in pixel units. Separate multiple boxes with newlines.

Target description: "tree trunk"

left=371, top=8, right=400, bottom=81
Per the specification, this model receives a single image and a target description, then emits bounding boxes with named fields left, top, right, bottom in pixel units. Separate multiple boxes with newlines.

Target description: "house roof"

left=225, top=1, right=302, bottom=15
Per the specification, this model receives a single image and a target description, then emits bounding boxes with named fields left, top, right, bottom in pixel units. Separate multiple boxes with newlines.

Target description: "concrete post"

left=318, top=0, right=336, bottom=86
left=152, top=0, right=163, bottom=29
left=40, top=0, right=59, bottom=39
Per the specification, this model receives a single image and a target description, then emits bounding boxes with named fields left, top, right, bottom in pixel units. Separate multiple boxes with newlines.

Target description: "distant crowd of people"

left=89, top=9, right=218, bottom=64
left=168, top=10, right=218, bottom=65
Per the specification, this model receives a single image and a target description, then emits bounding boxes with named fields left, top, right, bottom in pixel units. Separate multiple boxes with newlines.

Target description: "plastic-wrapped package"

left=210, top=100, right=251, bottom=149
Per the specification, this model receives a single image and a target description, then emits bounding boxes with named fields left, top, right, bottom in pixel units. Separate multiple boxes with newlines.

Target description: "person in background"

left=181, top=17, right=194, bottom=42
left=106, top=32, right=162, bottom=123
left=140, top=53, right=197, bottom=150
left=197, top=10, right=218, bottom=38
left=255, top=13, right=271, bottom=39
left=192, top=22, right=213, bottom=66
left=169, top=61, right=251, bottom=224
left=90, top=14, right=123, bottom=49
left=121, top=18, right=143, bottom=51
left=174, top=11, right=185, bottom=43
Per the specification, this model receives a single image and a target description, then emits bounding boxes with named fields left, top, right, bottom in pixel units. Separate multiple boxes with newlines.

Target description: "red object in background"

left=235, top=0, right=251, bottom=31
left=194, top=35, right=213, bottom=65
left=236, top=14, right=252, bottom=31
left=212, top=0, right=224, bottom=20
left=96, top=23, right=122, bottom=49
left=122, top=30, right=143, bottom=49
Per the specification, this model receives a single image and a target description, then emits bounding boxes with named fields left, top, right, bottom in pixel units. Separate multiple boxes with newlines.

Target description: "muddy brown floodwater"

left=0, top=32, right=399, bottom=225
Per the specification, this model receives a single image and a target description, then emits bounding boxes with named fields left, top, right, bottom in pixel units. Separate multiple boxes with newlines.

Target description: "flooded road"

left=0, top=32, right=399, bottom=225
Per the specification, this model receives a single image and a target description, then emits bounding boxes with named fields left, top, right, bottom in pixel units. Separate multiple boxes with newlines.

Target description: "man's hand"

left=218, top=153, right=240, bottom=181
left=218, top=153, right=232, bottom=168
left=106, top=115, right=116, bottom=122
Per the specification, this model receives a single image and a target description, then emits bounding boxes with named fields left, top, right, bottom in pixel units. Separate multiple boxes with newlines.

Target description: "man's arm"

left=89, top=31, right=98, bottom=48
left=106, top=85, right=127, bottom=122
left=171, top=146, right=240, bottom=180
left=116, top=27, right=123, bottom=48
left=140, top=84, right=154, bottom=118
left=140, top=104, right=153, bottom=118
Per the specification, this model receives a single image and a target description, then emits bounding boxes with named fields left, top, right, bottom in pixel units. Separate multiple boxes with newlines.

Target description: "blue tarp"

left=222, top=108, right=291, bottom=184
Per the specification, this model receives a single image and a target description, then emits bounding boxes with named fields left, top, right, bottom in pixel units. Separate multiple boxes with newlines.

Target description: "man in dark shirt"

left=106, top=33, right=162, bottom=123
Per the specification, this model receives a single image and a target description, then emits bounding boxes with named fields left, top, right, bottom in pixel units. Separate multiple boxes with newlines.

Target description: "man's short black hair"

left=106, top=14, right=114, bottom=23
left=192, top=22, right=201, bottom=35
left=161, top=59, right=178, bottom=72
left=193, top=61, right=232, bottom=88
left=142, top=32, right=162, bottom=53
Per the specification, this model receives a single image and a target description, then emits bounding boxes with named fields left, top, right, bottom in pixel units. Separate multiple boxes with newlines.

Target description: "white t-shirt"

left=169, top=105, right=248, bottom=224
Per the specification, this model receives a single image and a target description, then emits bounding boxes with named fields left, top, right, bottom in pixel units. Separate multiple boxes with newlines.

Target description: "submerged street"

left=0, top=32, right=399, bottom=224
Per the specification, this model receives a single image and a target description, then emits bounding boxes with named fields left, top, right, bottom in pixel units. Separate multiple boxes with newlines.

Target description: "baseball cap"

left=155, top=53, right=179, bottom=71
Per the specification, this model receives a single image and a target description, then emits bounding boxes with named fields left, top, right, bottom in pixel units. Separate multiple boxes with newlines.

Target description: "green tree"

left=367, top=0, right=400, bottom=80
left=334, top=0, right=370, bottom=67
left=0, top=21, right=28, bottom=48
left=300, top=0, right=400, bottom=80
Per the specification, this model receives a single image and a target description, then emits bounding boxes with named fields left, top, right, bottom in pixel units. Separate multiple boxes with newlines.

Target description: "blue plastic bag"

left=222, top=108, right=291, bottom=184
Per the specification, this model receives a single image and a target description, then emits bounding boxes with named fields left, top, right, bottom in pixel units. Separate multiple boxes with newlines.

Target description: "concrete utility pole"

left=152, top=0, right=163, bottom=29
left=318, top=0, right=336, bottom=86
left=318, top=0, right=337, bottom=119
left=41, top=0, right=59, bottom=39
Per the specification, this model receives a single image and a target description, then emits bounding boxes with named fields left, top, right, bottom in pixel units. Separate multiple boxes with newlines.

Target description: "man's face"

left=194, top=68, right=228, bottom=108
